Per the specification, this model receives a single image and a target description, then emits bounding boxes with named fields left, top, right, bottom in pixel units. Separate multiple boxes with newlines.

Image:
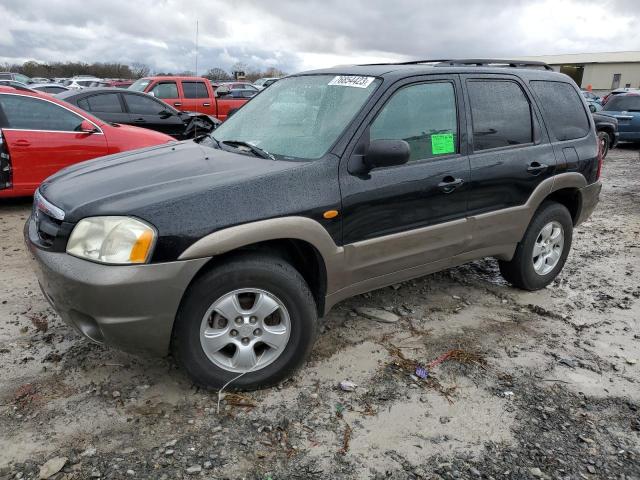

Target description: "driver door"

left=339, top=75, right=471, bottom=286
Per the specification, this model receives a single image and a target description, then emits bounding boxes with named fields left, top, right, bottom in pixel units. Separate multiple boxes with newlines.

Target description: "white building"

left=517, top=51, right=640, bottom=93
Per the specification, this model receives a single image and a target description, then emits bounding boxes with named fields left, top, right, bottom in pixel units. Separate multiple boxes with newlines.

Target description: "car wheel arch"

left=178, top=217, right=343, bottom=315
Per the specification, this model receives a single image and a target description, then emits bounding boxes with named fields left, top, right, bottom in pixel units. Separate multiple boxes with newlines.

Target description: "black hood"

left=39, top=140, right=306, bottom=222
left=592, top=112, right=618, bottom=125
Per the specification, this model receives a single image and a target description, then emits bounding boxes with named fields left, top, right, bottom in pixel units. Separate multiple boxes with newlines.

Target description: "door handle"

left=437, top=176, right=464, bottom=193
left=13, top=139, right=30, bottom=147
left=203, top=103, right=211, bottom=107
left=174, top=102, right=182, bottom=107
left=132, top=118, right=146, bottom=123
left=527, top=162, right=548, bottom=174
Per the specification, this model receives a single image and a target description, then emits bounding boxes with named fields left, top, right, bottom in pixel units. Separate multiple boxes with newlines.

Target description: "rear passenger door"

left=180, top=80, right=214, bottom=115
left=76, top=92, right=128, bottom=125
left=530, top=80, right=601, bottom=181
left=461, top=75, right=557, bottom=250
left=122, top=92, right=185, bottom=137
left=340, top=76, right=471, bottom=284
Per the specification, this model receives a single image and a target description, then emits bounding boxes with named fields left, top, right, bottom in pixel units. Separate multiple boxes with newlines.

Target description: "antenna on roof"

left=194, top=19, right=199, bottom=138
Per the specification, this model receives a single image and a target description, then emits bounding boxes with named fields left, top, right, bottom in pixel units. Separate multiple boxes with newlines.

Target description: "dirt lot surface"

left=1, top=146, right=639, bottom=480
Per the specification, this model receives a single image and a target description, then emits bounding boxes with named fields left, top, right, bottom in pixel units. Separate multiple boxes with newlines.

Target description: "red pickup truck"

left=129, top=76, right=248, bottom=121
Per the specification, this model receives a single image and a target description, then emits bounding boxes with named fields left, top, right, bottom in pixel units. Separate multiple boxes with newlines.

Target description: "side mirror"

left=364, top=139, right=410, bottom=170
left=215, top=85, right=231, bottom=97
left=79, top=120, right=98, bottom=134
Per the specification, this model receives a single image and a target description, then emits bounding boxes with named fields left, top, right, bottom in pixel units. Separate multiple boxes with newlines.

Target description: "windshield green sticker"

left=431, top=133, right=455, bottom=155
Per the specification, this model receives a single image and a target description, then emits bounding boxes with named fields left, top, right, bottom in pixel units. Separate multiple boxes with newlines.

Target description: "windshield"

left=130, top=78, right=152, bottom=92
left=604, top=95, right=640, bottom=111
left=211, top=74, right=381, bottom=159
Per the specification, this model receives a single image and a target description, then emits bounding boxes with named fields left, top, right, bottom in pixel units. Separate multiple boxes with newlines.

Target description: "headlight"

left=66, top=216, right=156, bottom=264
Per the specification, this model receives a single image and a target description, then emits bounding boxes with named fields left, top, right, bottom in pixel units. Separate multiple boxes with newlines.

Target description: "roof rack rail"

left=392, top=59, right=553, bottom=71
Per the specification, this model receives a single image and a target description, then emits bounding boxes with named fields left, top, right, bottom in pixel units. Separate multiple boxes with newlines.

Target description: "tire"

left=598, top=131, right=610, bottom=159
left=499, top=201, right=573, bottom=291
left=171, top=254, right=318, bottom=390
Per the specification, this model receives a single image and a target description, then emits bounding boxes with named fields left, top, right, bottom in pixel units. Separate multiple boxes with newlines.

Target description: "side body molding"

left=178, top=216, right=345, bottom=294
left=177, top=173, right=592, bottom=317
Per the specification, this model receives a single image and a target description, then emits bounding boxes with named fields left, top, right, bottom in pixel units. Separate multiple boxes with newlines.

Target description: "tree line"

left=1, top=60, right=287, bottom=81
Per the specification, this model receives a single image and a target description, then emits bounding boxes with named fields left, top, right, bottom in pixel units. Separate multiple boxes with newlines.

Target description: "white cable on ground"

left=216, top=352, right=265, bottom=414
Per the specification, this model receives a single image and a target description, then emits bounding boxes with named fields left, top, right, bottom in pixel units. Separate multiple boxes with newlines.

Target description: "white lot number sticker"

left=328, top=75, right=376, bottom=88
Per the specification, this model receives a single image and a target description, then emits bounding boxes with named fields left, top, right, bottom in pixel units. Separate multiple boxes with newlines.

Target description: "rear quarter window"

left=530, top=81, right=590, bottom=141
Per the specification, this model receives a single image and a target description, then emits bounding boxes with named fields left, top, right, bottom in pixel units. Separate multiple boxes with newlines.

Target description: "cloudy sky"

left=1, top=0, right=639, bottom=74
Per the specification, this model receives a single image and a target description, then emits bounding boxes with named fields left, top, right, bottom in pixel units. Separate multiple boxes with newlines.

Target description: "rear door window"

left=182, top=81, right=209, bottom=98
left=370, top=81, right=458, bottom=161
left=84, top=93, right=124, bottom=113
left=0, top=94, right=85, bottom=131
left=123, top=93, right=167, bottom=115
left=530, top=81, right=590, bottom=141
left=150, top=82, right=178, bottom=99
left=467, top=80, right=533, bottom=151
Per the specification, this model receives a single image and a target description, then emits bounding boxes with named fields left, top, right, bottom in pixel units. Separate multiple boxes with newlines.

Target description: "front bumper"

left=575, top=181, right=602, bottom=226
left=25, top=218, right=209, bottom=356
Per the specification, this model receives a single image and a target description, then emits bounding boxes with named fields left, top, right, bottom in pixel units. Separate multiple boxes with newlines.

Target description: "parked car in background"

left=0, top=86, right=174, bottom=197
left=0, top=80, right=36, bottom=91
left=66, top=76, right=103, bottom=90
left=227, top=88, right=258, bottom=99
left=30, top=83, right=70, bottom=94
left=30, top=77, right=52, bottom=84
left=592, top=112, right=618, bottom=157
left=602, top=93, right=640, bottom=143
left=586, top=99, right=602, bottom=113
left=253, top=77, right=280, bottom=89
left=129, top=76, right=250, bottom=121
left=0, top=72, right=32, bottom=84
left=601, top=87, right=640, bottom=106
left=105, top=79, right=134, bottom=88
left=58, top=88, right=220, bottom=139
left=214, top=81, right=258, bottom=91
left=581, top=90, right=600, bottom=103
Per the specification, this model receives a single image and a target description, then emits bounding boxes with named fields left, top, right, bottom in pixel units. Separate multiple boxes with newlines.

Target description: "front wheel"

left=171, top=254, right=318, bottom=390
left=499, top=202, right=573, bottom=290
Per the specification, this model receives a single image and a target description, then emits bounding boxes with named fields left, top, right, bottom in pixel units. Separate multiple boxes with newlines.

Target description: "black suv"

left=26, top=60, right=602, bottom=390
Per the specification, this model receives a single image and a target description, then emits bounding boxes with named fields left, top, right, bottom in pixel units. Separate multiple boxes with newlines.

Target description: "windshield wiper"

left=221, top=140, right=275, bottom=160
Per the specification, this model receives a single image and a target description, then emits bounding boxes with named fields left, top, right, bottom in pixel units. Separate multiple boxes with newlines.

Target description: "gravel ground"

left=1, top=146, right=639, bottom=480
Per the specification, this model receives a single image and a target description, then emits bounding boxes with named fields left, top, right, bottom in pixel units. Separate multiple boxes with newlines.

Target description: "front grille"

left=31, top=190, right=71, bottom=252
left=35, top=209, right=63, bottom=247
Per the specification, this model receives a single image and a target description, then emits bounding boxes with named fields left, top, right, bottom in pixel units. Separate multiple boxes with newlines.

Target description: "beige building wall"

left=580, top=63, right=640, bottom=90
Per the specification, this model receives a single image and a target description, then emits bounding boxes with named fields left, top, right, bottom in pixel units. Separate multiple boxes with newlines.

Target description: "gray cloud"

left=1, top=0, right=638, bottom=73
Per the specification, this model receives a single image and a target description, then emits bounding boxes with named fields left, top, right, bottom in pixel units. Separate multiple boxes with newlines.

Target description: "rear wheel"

left=499, top=202, right=573, bottom=290
left=598, top=131, right=610, bottom=158
left=171, top=254, right=318, bottom=390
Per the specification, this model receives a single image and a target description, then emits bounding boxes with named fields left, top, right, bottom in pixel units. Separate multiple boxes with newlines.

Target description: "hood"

left=592, top=112, right=619, bottom=124
left=39, top=140, right=305, bottom=221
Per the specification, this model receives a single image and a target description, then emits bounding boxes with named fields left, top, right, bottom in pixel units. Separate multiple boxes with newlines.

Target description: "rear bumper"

left=575, top=181, right=602, bottom=226
left=25, top=218, right=209, bottom=356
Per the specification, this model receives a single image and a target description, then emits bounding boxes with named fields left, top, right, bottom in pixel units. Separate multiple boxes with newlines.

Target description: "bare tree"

left=203, top=67, right=231, bottom=81
left=130, top=62, right=151, bottom=79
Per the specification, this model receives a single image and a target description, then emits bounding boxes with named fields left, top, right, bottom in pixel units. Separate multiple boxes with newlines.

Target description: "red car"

left=129, top=76, right=249, bottom=121
left=0, top=86, right=174, bottom=198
